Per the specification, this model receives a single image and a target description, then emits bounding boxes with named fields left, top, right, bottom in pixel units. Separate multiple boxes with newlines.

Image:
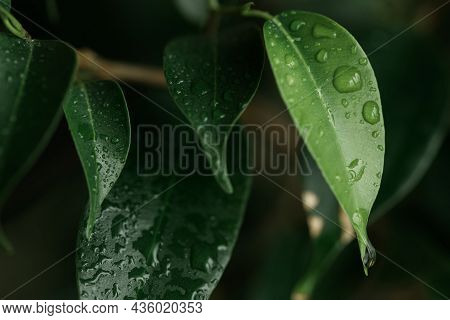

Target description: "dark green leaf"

left=0, top=34, right=76, bottom=213
left=371, top=36, right=450, bottom=220
left=76, top=148, right=252, bottom=299
left=164, top=24, right=264, bottom=194
left=174, top=0, right=209, bottom=27
left=0, top=0, right=10, bottom=11
left=264, top=11, right=384, bottom=273
left=63, top=81, right=130, bottom=237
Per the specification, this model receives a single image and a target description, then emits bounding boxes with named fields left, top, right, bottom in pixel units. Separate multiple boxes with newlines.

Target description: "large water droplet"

left=333, top=66, right=363, bottom=93
left=347, top=159, right=366, bottom=184
left=362, top=101, right=380, bottom=125
left=312, top=24, right=337, bottom=39
left=289, top=19, right=306, bottom=32
left=315, top=49, right=328, bottom=63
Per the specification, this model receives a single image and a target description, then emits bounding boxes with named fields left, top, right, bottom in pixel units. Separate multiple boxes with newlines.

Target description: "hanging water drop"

left=362, top=101, right=380, bottom=125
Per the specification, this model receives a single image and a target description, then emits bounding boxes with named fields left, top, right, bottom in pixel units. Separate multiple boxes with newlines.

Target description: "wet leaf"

left=264, top=11, right=384, bottom=273
left=164, top=24, right=264, bottom=194
left=294, top=31, right=450, bottom=297
left=63, top=81, right=130, bottom=237
left=0, top=34, right=76, bottom=216
left=76, top=142, right=252, bottom=299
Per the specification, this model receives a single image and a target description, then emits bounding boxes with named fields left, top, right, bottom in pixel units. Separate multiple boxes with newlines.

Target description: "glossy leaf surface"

left=64, top=81, right=130, bottom=237
left=164, top=24, right=264, bottom=194
left=0, top=33, right=76, bottom=209
left=76, top=149, right=252, bottom=299
left=294, top=31, right=449, bottom=297
left=264, top=11, right=384, bottom=272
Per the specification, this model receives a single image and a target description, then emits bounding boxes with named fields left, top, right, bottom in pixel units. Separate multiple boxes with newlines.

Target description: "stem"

left=211, top=2, right=274, bottom=21
left=241, top=9, right=274, bottom=21
left=0, top=6, right=30, bottom=39
left=77, top=48, right=166, bottom=88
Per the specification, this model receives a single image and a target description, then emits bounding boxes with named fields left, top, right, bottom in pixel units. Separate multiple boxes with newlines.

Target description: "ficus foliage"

left=0, top=0, right=447, bottom=300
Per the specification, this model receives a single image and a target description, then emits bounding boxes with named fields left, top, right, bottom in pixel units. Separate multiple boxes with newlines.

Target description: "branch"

left=77, top=48, right=166, bottom=88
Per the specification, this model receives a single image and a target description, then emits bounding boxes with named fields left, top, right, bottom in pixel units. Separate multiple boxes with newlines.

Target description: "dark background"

left=0, top=0, right=449, bottom=299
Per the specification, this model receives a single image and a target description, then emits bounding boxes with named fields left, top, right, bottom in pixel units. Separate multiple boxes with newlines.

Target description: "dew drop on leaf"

left=312, top=24, right=337, bottom=39
left=332, top=66, right=363, bottom=93
left=289, top=19, right=306, bottom=32
left=362, top=101, right=381, bottom=125
left=315, top=48, right=328, bottom=63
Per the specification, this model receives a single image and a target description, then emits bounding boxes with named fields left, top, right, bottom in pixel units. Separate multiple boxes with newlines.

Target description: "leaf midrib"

left=79, top=83, right=101, bottom=208
left=272, top=18, right=361, bottom=214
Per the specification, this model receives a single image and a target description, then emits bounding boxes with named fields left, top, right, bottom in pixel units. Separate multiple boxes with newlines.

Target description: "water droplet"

left=312, top=24, right=337, bottom=39
left=345, top=112, right=352, bottom=119
left=372, top=130, right=380, bottom=138
left=359, top=57, right=368, bottom=65
left=347, top=159, right=366, bottom=184
left=333, top=66, right=363, bottom=93
left=362, top=101, right=380, bottom=125
left=377, top=145, right=384, bottom=151
left=289, top=19, right=305, bottom=32
left=285, top=54, right=296, bottom=68
left=286, top=74, right=295, bottom=86
left=352, top=212, right=362, bottom=225
left=315, top=49, right=328, bottom=63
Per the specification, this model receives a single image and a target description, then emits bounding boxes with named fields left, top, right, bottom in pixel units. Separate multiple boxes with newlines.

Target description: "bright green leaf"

left=76, top=145, right=252, bottom=299
left=63, top=81, right=130, bottom=238
left=264, top=11, right=384, bottom=273
left=164, top=24, right=264, bottom=194
left=0, top=33, right=76, bottom=219
left=293, top=31, right=450, bottom=298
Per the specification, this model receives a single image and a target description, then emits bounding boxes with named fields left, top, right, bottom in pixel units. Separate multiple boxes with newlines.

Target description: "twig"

left=77, top=48, right=167, bottom=88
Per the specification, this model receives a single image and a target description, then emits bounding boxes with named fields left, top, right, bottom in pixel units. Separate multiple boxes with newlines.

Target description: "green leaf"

left=164, top=24, right=264, bottom=194
left=264, top=11, right=384, bottom=273
left=63, top=81, right=130, bottom=238
left=293, top=31, right=450, bottom=298
left=0, top=34, right=76, bottom=212
left=76, top=146, right=252, bottom=299
left=174, top=0, right=209, bottom=27
left=0, top=0, right=10, bottom=11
